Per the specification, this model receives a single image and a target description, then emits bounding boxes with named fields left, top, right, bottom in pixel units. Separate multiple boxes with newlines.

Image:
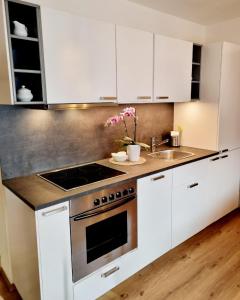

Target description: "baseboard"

left=0, top=267, right=16, bottom=292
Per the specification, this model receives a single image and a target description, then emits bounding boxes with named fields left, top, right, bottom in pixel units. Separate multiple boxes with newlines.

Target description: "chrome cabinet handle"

left=188, top=183, right=199, bottom=189
left=42, top=206, right=67, bottom=217
left=137, top=96, right=151, bottom=100
left=220, top=155, right=229, bottom=159
left=151, top=175, right=165, bottom=181
left=99, top=96, right=117, bottom=100
left=101, top=266, right=120, bottom=278
left=210, top=157, right=220, bottom=162
left=156, top=96, right=169, bottom=100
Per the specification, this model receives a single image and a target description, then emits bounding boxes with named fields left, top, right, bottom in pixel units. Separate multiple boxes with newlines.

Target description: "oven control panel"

left=70, top=180, right=136, bottom=217
left=93, top=186, right=135, bottom=207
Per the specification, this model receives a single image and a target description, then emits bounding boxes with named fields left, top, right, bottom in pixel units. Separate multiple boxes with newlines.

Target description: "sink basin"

left=149, top=149, right=195, bottom=160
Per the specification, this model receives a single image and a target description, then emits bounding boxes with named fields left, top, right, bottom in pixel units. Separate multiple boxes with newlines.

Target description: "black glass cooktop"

left=38, top=163, right=126, bottom=191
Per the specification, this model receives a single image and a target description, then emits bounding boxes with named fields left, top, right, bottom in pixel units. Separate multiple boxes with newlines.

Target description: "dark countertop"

left=3, top=146, right=218, bottom=211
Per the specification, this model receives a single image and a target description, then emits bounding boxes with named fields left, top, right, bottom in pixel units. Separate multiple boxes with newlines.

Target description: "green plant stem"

left=134, top=115, right=137, bottom=143
left=123, top=118, right=129, bottom=137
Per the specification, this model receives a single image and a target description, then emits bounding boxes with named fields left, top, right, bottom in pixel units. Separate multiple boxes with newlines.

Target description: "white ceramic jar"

left=17, top=86, right=33, bottom=102
left=13, top=21, right=28, bottom=37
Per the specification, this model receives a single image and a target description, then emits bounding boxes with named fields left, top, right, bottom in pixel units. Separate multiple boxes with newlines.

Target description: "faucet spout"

left=151, top=137, right=169, bottom=152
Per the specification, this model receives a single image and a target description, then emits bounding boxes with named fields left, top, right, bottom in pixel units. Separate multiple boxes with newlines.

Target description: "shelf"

left=14, top=72, right=43, bottom=102
left=192, top=44, right=202, bottom=64
left=8, top=1, right=39, bottom=38
left=6, top=0, right=46, bottom=105
left=14, top=69, right=41, bottom=74
left=191, top=44, right=202, bottom=100
left=11, top=34, right=38, bottom=42
left=12, top=38, right=40, bottom=70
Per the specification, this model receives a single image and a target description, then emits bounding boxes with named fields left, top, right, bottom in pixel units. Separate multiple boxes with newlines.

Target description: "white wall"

left=30, top=0, right=205, bottom=43
left=206, top=17, right=240, bottom=44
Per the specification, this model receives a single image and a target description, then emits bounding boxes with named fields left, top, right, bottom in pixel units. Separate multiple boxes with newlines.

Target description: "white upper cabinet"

left=175, top=42, right=240, bottom=151
left=41, top=7, right=117, bottom=104
left=0, top=2, right=198, bottom=105
left=154, top=35, right=193, bottom=102
left=116, top=26, right=153, bottom=103
left=218, top=43, right=240, bottom=151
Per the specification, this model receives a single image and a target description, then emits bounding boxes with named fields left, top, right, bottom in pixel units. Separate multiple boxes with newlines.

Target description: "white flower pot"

left=127, top=144, right=141, bottom=162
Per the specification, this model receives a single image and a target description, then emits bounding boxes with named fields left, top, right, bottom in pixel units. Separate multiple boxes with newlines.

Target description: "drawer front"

left=173, top=158, right=208, bottom=187
left=73, top=250, right=140, bottom=300
left=138, top=169, right=172, bottom=186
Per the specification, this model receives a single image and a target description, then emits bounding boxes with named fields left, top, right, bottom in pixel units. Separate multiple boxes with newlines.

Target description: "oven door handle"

left=72, top=195, right=136, bottom=221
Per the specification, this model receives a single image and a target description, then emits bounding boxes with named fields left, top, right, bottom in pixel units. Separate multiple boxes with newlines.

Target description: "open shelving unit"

left=5, top=0, right=46, bottom=104
left=191, top=44, right=202, bottom=100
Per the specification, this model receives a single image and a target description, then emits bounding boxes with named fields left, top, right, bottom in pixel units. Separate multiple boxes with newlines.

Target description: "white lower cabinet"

left=35, top=203, right=73, bottom=300
left=137, top=170, right=172, bottom=265
left=17, top=155, right=240, bottom=300
left=172, top=159, right=209, bottom=247
left=73, top=249, right=140, bottom=300
left=172, top=177, right=208, bottom=247
left=206, top=149, right=240, bottom=224
left=172, top=152, right=240, bottom=247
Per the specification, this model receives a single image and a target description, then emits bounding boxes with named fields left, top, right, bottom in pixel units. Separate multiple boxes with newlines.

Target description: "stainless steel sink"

left=149, top=149, right=195, bottom=160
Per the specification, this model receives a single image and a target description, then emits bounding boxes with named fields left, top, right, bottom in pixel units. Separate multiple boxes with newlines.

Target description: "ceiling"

left=129, top=0, right=240, bottom=25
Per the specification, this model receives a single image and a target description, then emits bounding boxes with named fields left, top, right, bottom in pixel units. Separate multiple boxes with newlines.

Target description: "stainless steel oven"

left=70, top=180, right=137, bottom=282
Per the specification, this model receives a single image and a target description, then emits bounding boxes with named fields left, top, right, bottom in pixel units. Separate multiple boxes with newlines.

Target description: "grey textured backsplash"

left=0, top=104, right=173, bottom=179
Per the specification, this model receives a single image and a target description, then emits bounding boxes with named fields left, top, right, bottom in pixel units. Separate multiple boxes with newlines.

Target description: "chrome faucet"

left=151, top=137, right=169, bottom=153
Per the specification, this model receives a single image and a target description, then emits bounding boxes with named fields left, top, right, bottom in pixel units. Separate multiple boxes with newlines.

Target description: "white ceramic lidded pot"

left=127, top=144, right=141, bottom=162
left=17, top=86, right=33, bottom=102
left=13, top=21, right=28, bottom=37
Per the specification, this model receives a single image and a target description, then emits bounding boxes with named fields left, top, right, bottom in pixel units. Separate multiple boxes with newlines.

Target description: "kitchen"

left=1, top=0, right=240, bottom=300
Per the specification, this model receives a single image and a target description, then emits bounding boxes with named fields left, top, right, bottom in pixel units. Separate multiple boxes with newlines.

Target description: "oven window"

left=86, top=211, right=128, bottom=263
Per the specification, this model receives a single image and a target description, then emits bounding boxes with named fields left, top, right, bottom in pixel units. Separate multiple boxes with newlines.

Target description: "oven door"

left=70, top=195, right=137, bottom=282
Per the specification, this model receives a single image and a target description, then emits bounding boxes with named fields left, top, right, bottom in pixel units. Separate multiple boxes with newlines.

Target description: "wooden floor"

left=1, top=210, right=240, bottom=300
left=100, top=209, right=240, bottom=300
left=0, top=274, right=20, bottom=300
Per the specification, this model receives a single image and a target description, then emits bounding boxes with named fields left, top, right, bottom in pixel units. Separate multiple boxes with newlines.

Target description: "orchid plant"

left=104, top=107, right=150, bottom=150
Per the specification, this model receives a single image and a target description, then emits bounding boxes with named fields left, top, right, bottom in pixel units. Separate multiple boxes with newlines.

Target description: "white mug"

left=127, top=145, right=141, bottom=162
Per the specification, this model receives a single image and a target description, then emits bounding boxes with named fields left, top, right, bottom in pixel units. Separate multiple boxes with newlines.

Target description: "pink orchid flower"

left=104, top=115, right=123, bottom=127
left=121, top=107, right=136, bottom=118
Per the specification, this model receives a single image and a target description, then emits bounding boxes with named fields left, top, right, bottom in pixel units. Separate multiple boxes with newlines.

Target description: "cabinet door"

left=172, top=178, right=207, bottom=247
left=116, top=25, right=153, bottom=103
left=41, top=8, right=116, bottom=104
left=207, top=150, right=240, bottom=223
left=154, top=35, right=192, bottom=102
left=137, top=170, right=172, bottom=266
left=36, top=203, right=73, bottom=300
left=218, top=43, right=240, bottom=151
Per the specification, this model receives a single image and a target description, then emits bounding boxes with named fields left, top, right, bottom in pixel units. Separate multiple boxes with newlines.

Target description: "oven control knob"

left=93, top=199, right=100, bottom=206
left=109, top=194, right=115, bottom=201
left=123, top=189, right=128, bottom=196
left=101, top=196, right=108, bottom=203
left=128, top=187, right=135, bottom=194
left=116, top=192, right=121, bottom=198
